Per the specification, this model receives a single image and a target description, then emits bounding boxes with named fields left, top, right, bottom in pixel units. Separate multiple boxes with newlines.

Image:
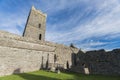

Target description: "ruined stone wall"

left=54, top=45, right=79, bottom=69
left=72, top=49, right=120, bottom=75
left=0, top=30, right=120, bottom=75
left=0, top=30, right=79, bottom=76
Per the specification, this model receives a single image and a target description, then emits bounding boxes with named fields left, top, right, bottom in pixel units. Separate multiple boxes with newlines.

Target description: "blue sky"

left=0, top=0, right=120, bottom=51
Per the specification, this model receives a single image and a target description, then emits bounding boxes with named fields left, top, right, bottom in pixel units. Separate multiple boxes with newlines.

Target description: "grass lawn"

left=0, top=70, right=120, bottom=80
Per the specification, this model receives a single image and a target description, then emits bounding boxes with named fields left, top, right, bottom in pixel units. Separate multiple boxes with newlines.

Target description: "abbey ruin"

left=0, top=6, right=120, bottom=76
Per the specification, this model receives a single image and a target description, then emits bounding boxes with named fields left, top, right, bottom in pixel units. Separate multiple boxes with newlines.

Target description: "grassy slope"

left=0, top=70, right=120, bottom=80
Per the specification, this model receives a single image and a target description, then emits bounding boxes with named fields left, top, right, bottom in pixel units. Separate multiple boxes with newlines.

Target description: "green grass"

left=0, top=70, right=120, bottom=80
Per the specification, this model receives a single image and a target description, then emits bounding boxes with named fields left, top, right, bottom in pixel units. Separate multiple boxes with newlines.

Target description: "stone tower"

left=23, top=6, right=47, bottom=41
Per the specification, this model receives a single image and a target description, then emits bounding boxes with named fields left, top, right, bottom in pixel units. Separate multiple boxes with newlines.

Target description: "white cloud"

left=0, top=13, right=26, bottom=35
left=44, top=0, right=120, bottom=50
left=46, top=0, right=120, bottom=43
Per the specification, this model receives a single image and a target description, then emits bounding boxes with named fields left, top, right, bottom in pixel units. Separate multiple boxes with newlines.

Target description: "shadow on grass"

left=62, top=71, right=120, bottom=80
left=12, top=68, right=120, bottom=80
left=14, top=73, right=59, bottom=80
left=12, top=68, right=59, bottom=80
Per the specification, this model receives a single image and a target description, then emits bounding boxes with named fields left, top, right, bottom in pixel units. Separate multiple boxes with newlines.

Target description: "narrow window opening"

left=39, top=34, right=42, bottom=40
left=54, top=54, right=57, bottom=63
left=39, top=24, right=41, bottom=28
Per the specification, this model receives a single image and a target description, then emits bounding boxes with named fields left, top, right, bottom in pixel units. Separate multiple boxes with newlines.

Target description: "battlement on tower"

left=31, top=6, right=47, bottom=17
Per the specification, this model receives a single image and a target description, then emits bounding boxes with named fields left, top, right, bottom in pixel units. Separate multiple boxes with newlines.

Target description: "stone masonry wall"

left=0, top=46, right=53, bottom=76
left=23, top=6, right=46, bottom=41
left=71, top=49, right=120, bottom=75
left=54, top=45, right=79, bottom=69
left=0, top=30, right=79, bottom=76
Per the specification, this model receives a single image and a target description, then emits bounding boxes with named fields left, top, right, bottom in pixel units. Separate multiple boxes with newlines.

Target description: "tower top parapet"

left=31, top=5, right=47, bottom=17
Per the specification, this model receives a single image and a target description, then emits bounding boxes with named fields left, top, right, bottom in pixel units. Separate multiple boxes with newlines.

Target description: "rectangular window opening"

left=39, top=24, right=41, bottom=28
left=39, top=34, right=42, bottom=40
